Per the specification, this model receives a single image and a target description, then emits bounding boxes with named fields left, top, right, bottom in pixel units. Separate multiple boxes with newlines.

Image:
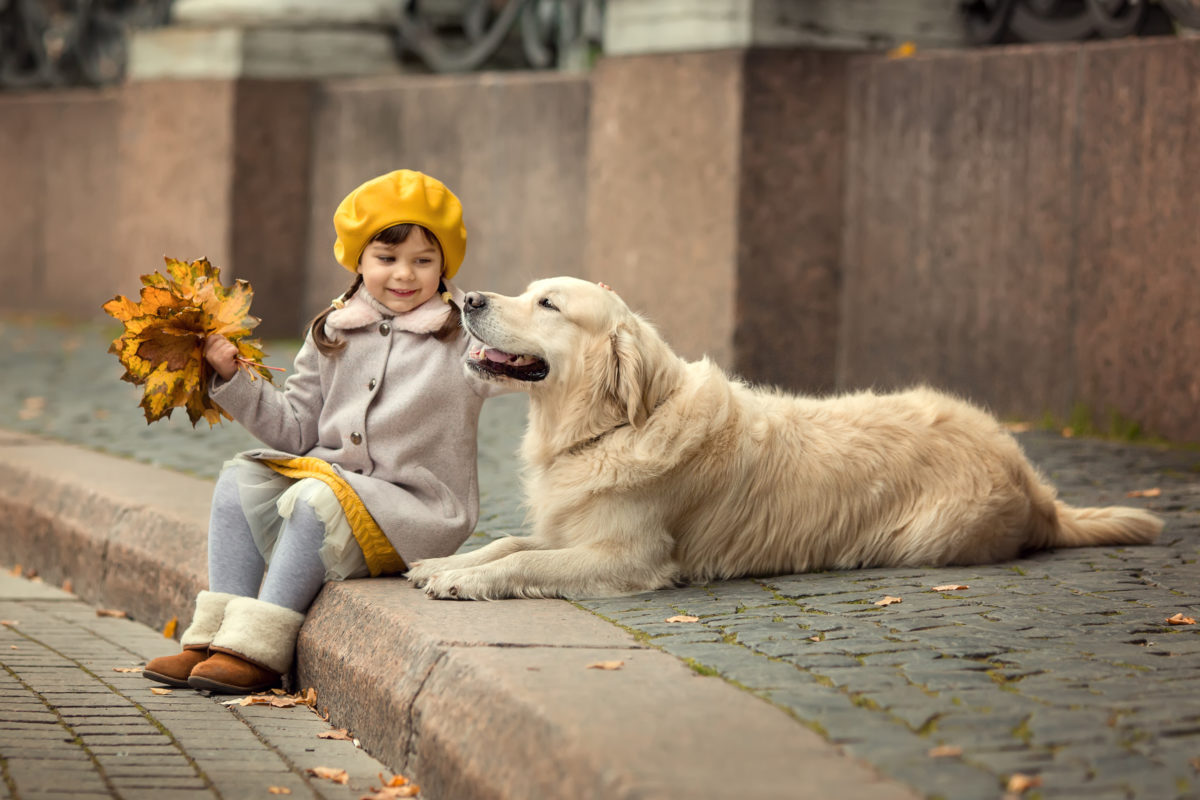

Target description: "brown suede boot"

left=188, top=597, right=305, bottom=694
left=187, top=651, right=281, bottom=694
left=143, top=647, right=210, bottom=688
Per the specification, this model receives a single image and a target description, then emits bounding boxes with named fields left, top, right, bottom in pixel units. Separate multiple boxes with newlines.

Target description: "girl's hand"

left=203, top=335, right=239, bottom=381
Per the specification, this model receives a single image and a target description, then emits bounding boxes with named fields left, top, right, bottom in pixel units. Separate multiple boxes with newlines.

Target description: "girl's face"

left=358, top=228, right=444, bottom=314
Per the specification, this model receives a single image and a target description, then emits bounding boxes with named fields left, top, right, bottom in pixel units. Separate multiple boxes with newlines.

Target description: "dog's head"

left=463, top=277, right=679, bottom=430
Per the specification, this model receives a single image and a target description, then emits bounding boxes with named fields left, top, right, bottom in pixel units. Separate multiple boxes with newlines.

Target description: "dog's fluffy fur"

left=406, top=277, right=1163, bottom=600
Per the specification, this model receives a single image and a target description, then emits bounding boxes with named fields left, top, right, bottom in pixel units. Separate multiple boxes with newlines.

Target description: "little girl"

left=144, top=170, right=504, bottom=693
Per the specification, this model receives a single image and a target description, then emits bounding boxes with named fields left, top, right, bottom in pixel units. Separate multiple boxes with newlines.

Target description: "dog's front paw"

left=405, top=558, right=449, bottom=588
left=423, top=569, right=497, bottom=601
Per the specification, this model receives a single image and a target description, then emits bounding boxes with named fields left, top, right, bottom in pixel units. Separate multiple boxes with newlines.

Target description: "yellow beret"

left=332, top=170, right=467, bottom=279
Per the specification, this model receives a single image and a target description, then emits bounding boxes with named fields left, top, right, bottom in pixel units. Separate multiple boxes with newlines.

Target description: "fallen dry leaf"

left=808, top=635, right=822, bottom=642
left=1191, top=756, right=1200, bottom=773
left=8, top=646, right=16, bottom=650
left=874, top=596, right=903, bottom=607
left=1005, top=421, right=1033, bottom=433
left=150, top=687, right=172, bottom=695
left=665, top=615, right=700, bottom=623
left=0, top=620, right=18, bottom=626
left=362, top=785, right=420, bottom=799
left=587, top=660, right=625, bottom=671
left=267, top=788, right=291, bottom=795
left=362, top=774, right=420, bottom=799
left=162, top=616, right=178, bottom=638
left=1006, top=773, right=1042, bottom=794
left=928, top=745, right=963, bottom=758
left=96, top=608, right=128, bottom=619
left=1126, top=487, right=1162, bottom=498
left=9, top=564, right=21, bottom=576
left=932, top=584, right=969, bottom=592
left=18, top=396, right=46, bottom=420
left=1166, top=613, right=1196, bottom=626
left=228, top=688, right=317, bottom=708
left=113, top=666, right=144, bottom=673
left=61, top=579, right=73, bottom=593
left=307, top=767, right=349, bottom=785
left=319, top=729, right=354, bottom=741
left=1061, top=427, right=1075, bottom=438
left=887, top=41, right=917, bottom=59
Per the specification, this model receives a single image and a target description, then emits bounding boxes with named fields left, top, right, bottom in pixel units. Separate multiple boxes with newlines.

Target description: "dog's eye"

left=538, top=297, right=559, bottom=312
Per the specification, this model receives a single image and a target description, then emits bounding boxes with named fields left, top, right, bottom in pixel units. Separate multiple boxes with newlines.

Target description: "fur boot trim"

left=209, top=597, right=305, bottom=675
left=179, top=590, right=240, bottom=649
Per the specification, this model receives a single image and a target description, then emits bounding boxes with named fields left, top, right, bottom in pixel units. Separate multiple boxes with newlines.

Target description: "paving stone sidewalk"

left=0, top=572, right=409, bottom=800
left=3, top=312, right=1200, bottom=799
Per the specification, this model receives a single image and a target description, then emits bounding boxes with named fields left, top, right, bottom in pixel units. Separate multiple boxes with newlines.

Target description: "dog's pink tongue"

left=484, top=348, right=512, bottom=363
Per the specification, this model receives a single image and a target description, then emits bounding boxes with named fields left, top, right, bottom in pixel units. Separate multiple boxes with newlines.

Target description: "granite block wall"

left=584, top=48, right=850, bottom=393
left=837, top=38, right=1200, bottom=440
left=0, top=37, right=1196, bottom=439
left=0, top=91, right=123, bottom=318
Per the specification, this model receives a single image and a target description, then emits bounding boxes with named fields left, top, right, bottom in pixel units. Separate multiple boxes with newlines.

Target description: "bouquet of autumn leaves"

left=103, top=256, right=279, bottom=426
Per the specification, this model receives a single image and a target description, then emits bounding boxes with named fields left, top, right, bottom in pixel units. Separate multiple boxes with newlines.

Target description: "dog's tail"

left=1050, top=501, right=1163, bottom=548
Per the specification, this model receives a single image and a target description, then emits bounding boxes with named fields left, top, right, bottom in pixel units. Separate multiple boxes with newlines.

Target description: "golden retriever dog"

left=405, top=277, right=1163, bottom=600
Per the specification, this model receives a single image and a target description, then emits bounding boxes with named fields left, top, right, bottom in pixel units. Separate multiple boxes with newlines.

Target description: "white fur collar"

left=324, top=282, right=464, bottom=336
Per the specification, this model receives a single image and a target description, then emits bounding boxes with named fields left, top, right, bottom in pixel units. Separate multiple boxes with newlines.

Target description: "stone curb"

left=0, top=429, right=920, bottom=800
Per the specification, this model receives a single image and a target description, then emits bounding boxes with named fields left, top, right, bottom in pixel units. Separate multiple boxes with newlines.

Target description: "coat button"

left=368, top=378, right=377, bottom=390
left=350, top=432, right=363, bottom=445
left=379, top=321, right=391, bottom=335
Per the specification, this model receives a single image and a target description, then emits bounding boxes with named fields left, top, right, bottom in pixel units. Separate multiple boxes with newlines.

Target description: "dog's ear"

left=608, top=320, right=672, bottom=429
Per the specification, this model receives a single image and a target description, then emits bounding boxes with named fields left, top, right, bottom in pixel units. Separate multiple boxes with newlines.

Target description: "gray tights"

left=207, top=467, right=328, bottom=613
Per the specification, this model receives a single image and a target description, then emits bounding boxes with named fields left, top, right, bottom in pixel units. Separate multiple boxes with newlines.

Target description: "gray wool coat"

left=209, top=291, right=505, bottom=566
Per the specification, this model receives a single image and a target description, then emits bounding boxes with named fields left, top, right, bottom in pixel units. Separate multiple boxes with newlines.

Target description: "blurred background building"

left=1, top=0, right=1198, bottom=439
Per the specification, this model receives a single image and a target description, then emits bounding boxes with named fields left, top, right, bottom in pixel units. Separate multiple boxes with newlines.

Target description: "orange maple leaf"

left=102, top=256, right=278, bottom=426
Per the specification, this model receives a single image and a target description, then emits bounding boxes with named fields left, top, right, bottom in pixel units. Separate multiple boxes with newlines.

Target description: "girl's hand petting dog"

left=203, top=335, right=240, bottom=381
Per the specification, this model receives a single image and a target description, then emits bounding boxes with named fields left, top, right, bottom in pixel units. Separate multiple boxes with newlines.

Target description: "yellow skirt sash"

left=262, top=457, right=406, bottom=577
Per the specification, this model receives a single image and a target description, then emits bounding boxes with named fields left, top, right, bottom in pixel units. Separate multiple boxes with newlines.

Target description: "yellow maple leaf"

left=102, top=256, right=277, bottom=426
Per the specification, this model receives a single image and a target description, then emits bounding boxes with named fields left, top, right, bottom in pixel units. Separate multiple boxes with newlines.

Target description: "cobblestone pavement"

left=0, top=572, right=408, bottom=800
left=580, top=433, right=1200, bottom=800
left=4, top=312, right=1200, bottom=799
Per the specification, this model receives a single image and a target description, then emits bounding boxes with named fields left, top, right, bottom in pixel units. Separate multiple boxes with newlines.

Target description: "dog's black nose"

left=464, top=292, right=487, bottom=311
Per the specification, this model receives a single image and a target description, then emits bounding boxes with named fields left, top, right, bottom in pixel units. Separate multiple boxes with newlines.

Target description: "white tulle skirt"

left=224, top=457, right=371, bottom=582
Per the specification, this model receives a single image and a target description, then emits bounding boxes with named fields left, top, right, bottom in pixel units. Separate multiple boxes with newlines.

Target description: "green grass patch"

left=683, top=658, right=720, bottom=677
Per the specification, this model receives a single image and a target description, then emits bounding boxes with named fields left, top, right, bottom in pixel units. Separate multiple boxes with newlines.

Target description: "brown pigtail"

left=432, top=279, right=463, bottom=341
left=308, top=274, right=363, bottom=357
